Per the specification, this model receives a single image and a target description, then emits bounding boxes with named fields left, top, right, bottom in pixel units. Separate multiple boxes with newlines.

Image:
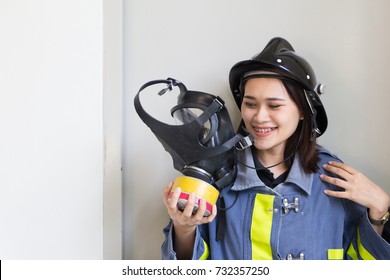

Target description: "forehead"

left=243, top=77, right=290, bottom=99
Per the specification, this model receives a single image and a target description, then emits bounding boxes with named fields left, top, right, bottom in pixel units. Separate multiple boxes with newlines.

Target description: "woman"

left=162, top=37, right=390, bottom=260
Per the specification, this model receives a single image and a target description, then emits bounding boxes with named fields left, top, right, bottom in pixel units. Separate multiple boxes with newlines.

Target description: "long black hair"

left=282, top=79, right=319, bottom=173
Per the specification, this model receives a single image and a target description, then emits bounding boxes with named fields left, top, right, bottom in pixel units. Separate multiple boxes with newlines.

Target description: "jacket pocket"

left=327, top=248, right=344, bottom=260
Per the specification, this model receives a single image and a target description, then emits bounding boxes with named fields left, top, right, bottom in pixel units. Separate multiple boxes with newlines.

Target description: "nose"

left=253, top=105, right=270, bottom=122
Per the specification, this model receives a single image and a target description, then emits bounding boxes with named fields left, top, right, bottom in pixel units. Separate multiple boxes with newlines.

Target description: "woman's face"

left=241, top=77, right=302, bottom=155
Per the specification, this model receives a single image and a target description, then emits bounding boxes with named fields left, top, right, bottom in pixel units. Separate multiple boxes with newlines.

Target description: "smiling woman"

left=125, top=0, right=390, bottom=260
left=161, top=37, right=390, bottom=260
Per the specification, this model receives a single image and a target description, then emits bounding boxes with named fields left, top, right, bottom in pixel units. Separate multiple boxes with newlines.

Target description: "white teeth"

left=255, top=128, right=273, bottom=133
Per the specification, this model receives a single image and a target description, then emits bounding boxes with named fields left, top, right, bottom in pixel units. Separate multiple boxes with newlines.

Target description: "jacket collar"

left=232, top=148, right=313, bottom=195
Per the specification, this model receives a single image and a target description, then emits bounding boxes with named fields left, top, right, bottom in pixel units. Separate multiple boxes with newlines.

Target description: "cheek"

left=240, top=109, right=253, bottom=125
left=279, top=110, right=301, bottom=130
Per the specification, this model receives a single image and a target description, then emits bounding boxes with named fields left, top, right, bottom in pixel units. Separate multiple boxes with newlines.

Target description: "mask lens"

left=173, top=108, right=213, bottom=144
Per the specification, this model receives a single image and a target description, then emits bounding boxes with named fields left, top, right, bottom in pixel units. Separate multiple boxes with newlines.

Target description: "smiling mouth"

left=254, top=127, right=276, bottom=134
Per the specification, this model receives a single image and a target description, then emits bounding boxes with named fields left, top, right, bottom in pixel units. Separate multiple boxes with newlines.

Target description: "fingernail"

left=174, top=187, right=181, bottom=193
left=323, top=164, right=327, bottom=168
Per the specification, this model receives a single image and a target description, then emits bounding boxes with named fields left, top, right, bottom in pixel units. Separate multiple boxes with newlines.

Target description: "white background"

left=0, top=0, right=123, bottom=259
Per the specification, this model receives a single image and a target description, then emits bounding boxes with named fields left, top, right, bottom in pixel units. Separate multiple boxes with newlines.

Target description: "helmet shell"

left=229, top=37, right=327, bottom=137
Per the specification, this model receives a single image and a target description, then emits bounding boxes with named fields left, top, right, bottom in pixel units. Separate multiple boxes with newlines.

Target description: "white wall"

left=124, top=0, right=390, bottom=259
left=0, top=0, right=122, bottom=259
left=102, top=0, right=124, bottom=260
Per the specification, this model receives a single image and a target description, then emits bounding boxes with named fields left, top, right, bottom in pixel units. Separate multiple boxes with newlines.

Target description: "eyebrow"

left=242, top=95, right=286, bottom=102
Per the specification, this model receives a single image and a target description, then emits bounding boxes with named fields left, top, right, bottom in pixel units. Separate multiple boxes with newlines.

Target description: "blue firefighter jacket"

left=162, top=147, right=390, bottom=260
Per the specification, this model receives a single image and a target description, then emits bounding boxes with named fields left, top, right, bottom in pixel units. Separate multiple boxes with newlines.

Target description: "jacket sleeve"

left=345, top=211, right=390, bottom=260
left=318, top=148, right=390, bottom=259
left=161, top=220, right=210, bottom=260
left=383, top=221, right=390, bottom=243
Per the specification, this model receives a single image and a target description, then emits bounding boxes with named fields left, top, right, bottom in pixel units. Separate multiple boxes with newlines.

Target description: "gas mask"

left=134, top=78, right=252, bottom=216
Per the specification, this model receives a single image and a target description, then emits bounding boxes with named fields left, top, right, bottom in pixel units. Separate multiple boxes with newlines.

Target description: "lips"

left=253, top=126, right=276, bottom=136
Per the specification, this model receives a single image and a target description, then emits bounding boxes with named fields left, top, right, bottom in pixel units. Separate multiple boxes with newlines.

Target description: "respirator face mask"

left=134, top=78, right=252, bottom=216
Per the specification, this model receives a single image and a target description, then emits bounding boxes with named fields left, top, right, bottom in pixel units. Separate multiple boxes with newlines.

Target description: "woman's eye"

left=243, top=102, right=257, bottom=108
left=269, top=104, right=281, bottom=109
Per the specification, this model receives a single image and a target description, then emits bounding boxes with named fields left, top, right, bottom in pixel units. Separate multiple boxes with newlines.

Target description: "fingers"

left=320, top=173, right=349, bottom=190
left=321, top=171, right=351, bottom=200
left=320, top=161, right=359, bottom=191
left=322, top=161, right=354, bottom=179
left=323, top=189, right=348, bottom=199
left=195, top=199, right=218, bottom=224
left=162, top=182, right=174, bottom=203
left=320, top=161, right=385, bottom=209
left=206, top=204, right=218, bottom=223
left=163, top=182, right=216, bottom=226
left=182, top=193, right=197, bottom=217
left=330, top=161, right=358, bottom=174
left=163, top=183, right=180, bottom=214
left=193, top=197, right=207, bottom=220
left=180, top=194, right=211, bottom=220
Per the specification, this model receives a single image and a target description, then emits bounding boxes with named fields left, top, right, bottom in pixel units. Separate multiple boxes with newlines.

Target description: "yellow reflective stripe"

left=327, top=249, right=344, bottom=260
left=347, top=226, right=376, bottom=260
left=199, top=239, right=209, bottom=260
left=251, top=194, right=274, bottom=260
left=356, top=226, right=375, bottom=260
left=347, top=242, right=358, bottom=260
